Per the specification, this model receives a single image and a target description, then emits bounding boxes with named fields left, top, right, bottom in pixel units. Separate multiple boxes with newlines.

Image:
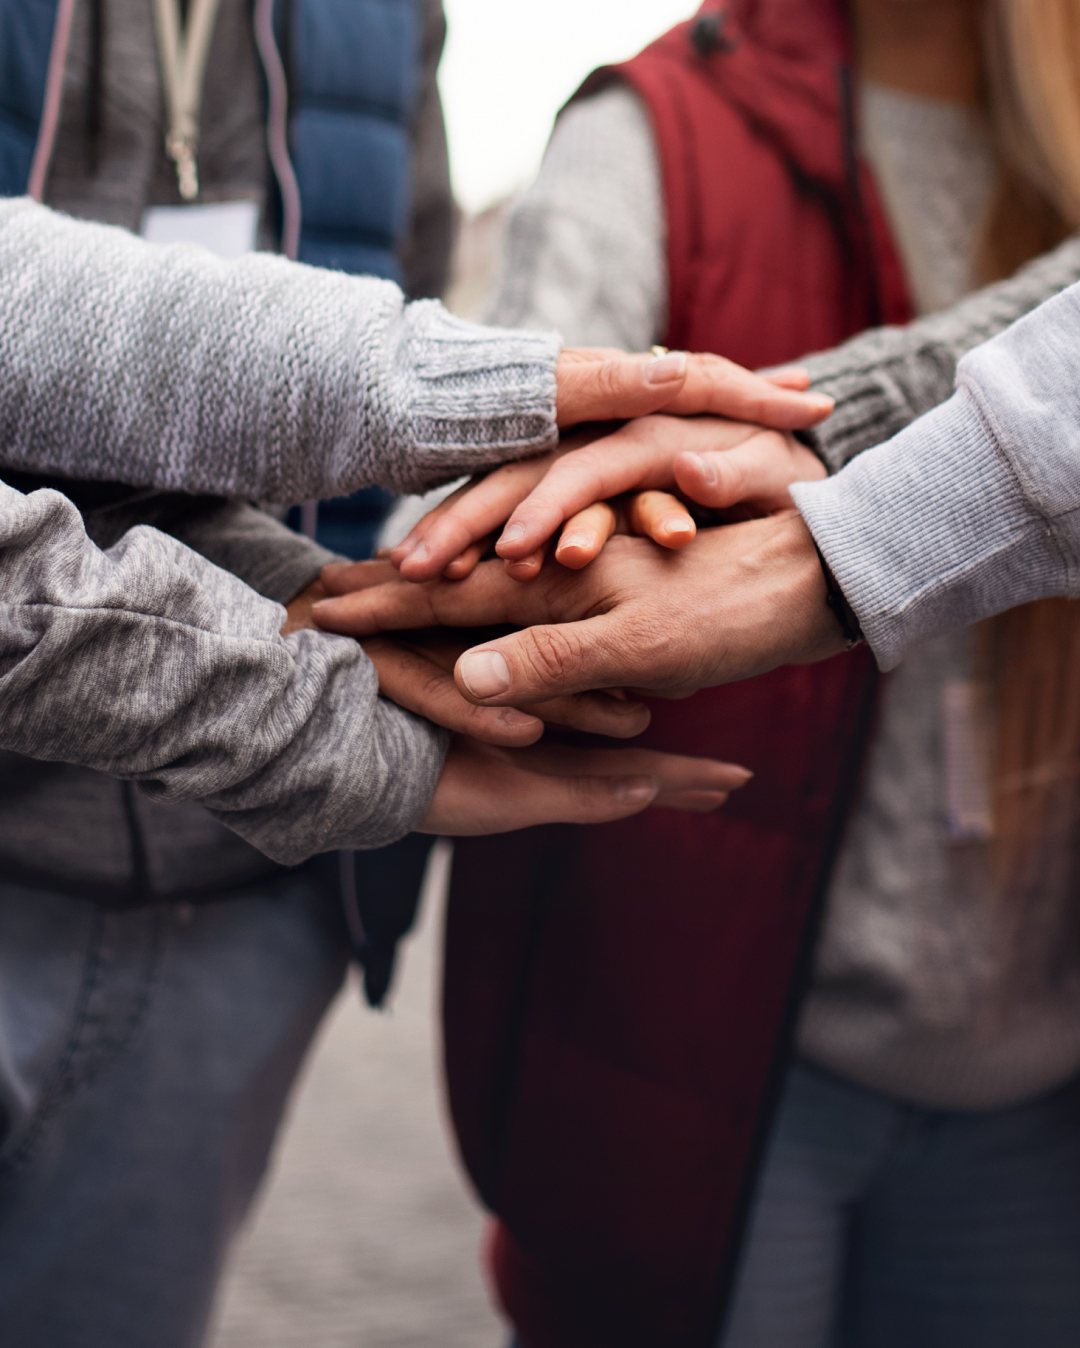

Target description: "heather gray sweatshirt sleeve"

left=793, top=279, right=1080, bottom=668
left=0, top=197, right=559, bottom=501
left=802, top=232, right=1080, bottom=472
left=0, top=479, right=444, bottom=862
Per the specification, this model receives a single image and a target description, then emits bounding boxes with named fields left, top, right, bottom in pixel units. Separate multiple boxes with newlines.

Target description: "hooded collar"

left=722, top=0, right=852, bottom=57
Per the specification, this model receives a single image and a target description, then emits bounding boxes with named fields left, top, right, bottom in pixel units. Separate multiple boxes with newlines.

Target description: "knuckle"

left=418, top=667, right=452, bottom=704
left=522, top=625, right=578, bottom=683
left=596, top=361, right=628, bottom=400
left=566, top=773, right=608, bottom=814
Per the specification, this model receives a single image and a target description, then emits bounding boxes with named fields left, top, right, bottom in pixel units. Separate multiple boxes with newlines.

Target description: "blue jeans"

left=720, top=1060, right=1080, bottom=1347
left=0, top=874, right=349, bottom=1348
left=510, top=1062, right=1080, bottom=1348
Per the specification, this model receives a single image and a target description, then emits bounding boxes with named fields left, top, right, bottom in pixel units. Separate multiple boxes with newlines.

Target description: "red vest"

left=444, top=5, right=912, bottom=1345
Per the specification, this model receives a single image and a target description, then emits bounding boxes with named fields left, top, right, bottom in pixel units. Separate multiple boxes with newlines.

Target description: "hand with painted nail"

left=314, top=516, right=847, bottom=705
left=417, top=737, right=752, bottom=836
left=390, top=415, right=828, bottom=585
left=388, top=431, right=700, bottom=585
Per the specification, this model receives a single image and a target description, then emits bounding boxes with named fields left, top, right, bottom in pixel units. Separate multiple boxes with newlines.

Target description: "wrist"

left=724, top=512, right=848, bottom=678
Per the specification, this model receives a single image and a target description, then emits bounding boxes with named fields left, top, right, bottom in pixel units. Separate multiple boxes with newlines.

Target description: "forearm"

left=0, top=481, right=445, bottom=859
left=0, top=198, right=558, bottom=502
left=803, top=232, right=1080, bottom=472
left=794, top=279, right=1080, bottom=667
left=145, top=498, right=340, bottom=603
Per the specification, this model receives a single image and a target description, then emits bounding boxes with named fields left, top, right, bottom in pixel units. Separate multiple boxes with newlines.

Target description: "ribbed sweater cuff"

left=800, top=371, right=906, bottom=474
left=792, top=388, right=1061, bottom=669
left=404, top=306, right=560, bottom=488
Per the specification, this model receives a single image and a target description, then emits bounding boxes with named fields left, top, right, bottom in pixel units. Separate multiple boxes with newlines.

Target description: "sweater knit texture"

left=0, top=0, right=560, bottom=891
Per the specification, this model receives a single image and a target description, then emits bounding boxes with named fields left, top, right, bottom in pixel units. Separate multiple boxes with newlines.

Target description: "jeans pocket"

left=0, top=891, right=163, bottom=1175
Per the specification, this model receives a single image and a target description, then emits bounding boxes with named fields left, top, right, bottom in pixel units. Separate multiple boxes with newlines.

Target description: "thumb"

left=556, top=349, right=688, bottom=427
left=455, top=616, right=629, bottom=706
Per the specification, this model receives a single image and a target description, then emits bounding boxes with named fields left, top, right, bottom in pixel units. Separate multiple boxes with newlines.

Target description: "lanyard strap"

left=152, top=0, right=223, bottom=200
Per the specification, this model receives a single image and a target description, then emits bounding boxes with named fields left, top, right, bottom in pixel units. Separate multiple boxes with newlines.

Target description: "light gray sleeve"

left=0, top=197, right=559, bottom=502
left=802, top=232, right=1080, bottom=473
left=128, top=496, right=340, bottom=604
left=0, top=479, right=445, bottom=862
left=489, top=84, right=667, bottom=348
left=793, top=279, right=1080, bottom=668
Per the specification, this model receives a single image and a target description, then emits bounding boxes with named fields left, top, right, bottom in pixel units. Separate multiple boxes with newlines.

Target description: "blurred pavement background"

left=210, top=845, right=503, bottom=1348
left=211, top=8, right=698, bottom=1343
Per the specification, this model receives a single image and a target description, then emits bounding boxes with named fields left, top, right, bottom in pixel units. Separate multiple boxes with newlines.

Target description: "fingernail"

left=557, top=532, right=592, bottom=553
left=321, top=562, right=347, bottom=578
left=686, top=453, right=717, bottom=487
left=408, top=541, right=431, bottom=566
left=459, top=650, right=511, bottom=699
left=501, top=522, right=527, bottom=545
left=663, top=517, right=695, bottom=539
left=729, top=766, right=755, bottom=787
left=808, top=394, right=835, bottom=413
left=311, top=599, right=334, bottom=618
left=615, top=776, right=659, bottom=806
left=498, top=708, right=538, bottom=729
left=645, top=351, right=688, bottom=385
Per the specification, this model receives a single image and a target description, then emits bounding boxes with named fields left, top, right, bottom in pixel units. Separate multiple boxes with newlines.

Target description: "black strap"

left=812, top=539, right=864, bottom=649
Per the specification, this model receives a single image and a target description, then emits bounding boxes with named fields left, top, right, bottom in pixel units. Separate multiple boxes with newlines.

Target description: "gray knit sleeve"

left=489, top=84, right=667, bottom=347
left=0, top=479, right=445, bottom=860
left=803, top=232, right=1080, bottom=472
left=0, top=197, right=559, bottom=502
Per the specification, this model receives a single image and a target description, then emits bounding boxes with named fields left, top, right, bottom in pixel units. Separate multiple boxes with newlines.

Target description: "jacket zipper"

left=837, top=61, right=885, bottom=328
left=253, top=0, right=302, bottom=261
left=253, top=0, right=319, bottom=538
left=27, top=0, right=79, bottom=200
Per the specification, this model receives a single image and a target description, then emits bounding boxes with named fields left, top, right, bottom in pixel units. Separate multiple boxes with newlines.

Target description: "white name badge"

left=140, top=199, right=259, bottom=259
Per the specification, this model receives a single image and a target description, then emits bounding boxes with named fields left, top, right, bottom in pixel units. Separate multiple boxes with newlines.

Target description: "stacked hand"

left=389, top=415, right=828, bottom=583
left=291, top=347, right=841, bottom=836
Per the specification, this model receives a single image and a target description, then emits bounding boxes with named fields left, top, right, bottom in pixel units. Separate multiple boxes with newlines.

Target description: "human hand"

left=390, top=420, right=826, bottom=583
left=361, top=631, right=652, bottom=746
left=418, top=736, right=752, bottom=836
left=314, top=515, right=846, bottom=705
left=284, top=580, right=650, bottom=746
left=555, top=349, right=834, bottom=428
left=388, top=430, right=698, bottom=584
left=281, top=577, right=329, bottom=635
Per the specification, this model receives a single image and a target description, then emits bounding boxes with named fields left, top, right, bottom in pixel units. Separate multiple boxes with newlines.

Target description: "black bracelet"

left=811, top=541, right=864, bottom=649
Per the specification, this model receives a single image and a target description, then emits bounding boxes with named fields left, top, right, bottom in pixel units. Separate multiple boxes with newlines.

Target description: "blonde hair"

left=979, top=0, right=1080, bottom=887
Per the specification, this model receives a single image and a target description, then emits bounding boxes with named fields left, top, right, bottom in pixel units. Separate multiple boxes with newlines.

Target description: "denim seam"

left=0, top=908, right=164, bottom=1177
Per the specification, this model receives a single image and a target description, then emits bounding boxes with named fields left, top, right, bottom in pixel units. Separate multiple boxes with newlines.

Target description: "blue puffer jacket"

left=0, top=0, right=420, bottom=278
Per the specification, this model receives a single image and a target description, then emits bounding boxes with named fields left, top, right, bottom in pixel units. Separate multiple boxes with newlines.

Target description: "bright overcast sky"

left=439, top=0, right=696, bottom=213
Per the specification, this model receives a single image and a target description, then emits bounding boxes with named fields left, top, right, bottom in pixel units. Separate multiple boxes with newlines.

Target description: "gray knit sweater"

left=0, top=193, right=560, bottom=885
left=495, top=83, right=1080, bottom=1110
